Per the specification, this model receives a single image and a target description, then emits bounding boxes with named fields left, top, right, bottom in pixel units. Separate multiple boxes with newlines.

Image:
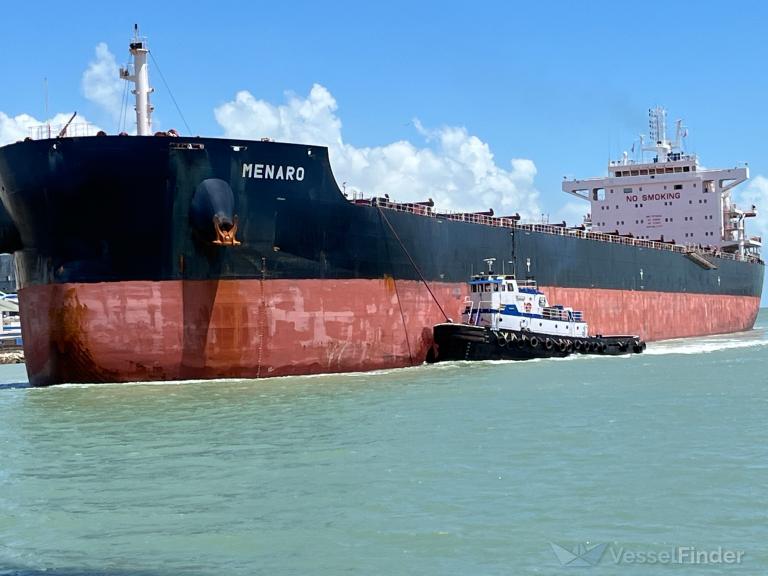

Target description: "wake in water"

left=5, top=324, right=766, bottom=391
left=645, top=327, right=768, bottom=356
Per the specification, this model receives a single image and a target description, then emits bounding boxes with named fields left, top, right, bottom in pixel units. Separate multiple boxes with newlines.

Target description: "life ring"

left=524, top=301, right=532, bottom=313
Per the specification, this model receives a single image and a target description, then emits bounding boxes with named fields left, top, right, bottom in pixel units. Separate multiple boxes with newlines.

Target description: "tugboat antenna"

left=483, top=258, right=496, bottom=274
left=119, top=25, right=154, bottom=135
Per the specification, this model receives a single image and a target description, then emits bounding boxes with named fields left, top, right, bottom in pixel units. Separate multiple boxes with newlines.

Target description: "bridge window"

left=623, top=187, right=633, bottom=194
left=674, top=184, right=683, bottom=190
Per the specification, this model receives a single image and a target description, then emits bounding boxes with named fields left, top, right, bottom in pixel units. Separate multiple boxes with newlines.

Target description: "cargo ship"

left=0, top=31, right=762, bottom=385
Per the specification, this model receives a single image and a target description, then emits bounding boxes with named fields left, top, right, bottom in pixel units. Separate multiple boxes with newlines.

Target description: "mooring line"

left=376, top=204, right=450, bottom=322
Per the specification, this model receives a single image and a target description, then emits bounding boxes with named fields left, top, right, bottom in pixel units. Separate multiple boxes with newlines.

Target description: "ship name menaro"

left=241, top=163, right=305, bottom=181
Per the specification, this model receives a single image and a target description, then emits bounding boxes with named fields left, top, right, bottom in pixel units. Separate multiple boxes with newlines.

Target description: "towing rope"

left=376, top=204, right=450, bottom=322
left=390, top=267, right=414, bottom=365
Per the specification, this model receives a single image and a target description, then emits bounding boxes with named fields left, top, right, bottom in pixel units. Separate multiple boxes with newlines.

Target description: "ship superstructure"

left=563, top=107, right=760, bottom=259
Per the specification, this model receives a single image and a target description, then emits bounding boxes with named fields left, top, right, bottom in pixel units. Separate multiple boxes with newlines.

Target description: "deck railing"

left=543, top=308, right=583, bottom=322
left=28, top=123, right=98, bottom=140
left=356, top=197, right=762, bottom=265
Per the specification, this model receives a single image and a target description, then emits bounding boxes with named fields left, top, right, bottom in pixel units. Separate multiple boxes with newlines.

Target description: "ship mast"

left=119, top=25, right=154, bottom=135
left=641, top=106, right=686, bottom=163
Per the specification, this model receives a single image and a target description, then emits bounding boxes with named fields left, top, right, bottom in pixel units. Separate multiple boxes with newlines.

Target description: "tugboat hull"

left=429, top=323, right=645, bottom=363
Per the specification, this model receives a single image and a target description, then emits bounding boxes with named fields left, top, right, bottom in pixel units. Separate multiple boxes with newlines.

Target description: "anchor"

left=213, top=214, right=241, bottom=246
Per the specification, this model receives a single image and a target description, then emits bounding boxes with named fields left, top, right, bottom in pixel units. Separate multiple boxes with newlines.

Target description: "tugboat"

left=429, top=259, right=645, bottom=362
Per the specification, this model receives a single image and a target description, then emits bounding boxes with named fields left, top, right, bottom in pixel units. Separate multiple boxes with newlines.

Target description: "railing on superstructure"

left=462, top=297, right=496, bottom=326
left=352, top=196, right=762, bottom=265
left=28, top=123, right=98, bottom=140
left=543, top=307, right=583, bottom=322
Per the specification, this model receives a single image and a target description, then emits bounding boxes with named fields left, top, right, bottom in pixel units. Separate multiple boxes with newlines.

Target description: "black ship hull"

left=0, top=136, right=762, bottom=385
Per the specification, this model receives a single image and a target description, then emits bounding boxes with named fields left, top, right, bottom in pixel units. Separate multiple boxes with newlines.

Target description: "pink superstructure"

left=563, top=107, right=760, bottom=260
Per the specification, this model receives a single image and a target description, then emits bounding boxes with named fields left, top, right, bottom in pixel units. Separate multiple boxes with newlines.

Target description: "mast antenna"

left=119, top=24, right=154, bottom=135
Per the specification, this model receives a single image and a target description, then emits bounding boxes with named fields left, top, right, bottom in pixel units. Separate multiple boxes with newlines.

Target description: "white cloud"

left=0, top=111, right=100, bottom=146
left=0, top=112, right=40, bottom=145
left=82, top=42, right=123, bottom=120
left=0, top=41, right=117, bottom=145
left=737, top=174, right=768, bottom=242
left=214, top=84, right=541, bottom=218
left=552, top=200, right=590, bottom=227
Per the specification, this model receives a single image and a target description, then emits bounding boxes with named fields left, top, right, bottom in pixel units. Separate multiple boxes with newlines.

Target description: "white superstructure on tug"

left=563, top=107, right=760, bottom=259
left=464, top=266, right=589, bottom=339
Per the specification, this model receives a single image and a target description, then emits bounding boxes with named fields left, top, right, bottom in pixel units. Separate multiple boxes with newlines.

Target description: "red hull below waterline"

left=19, top=279, right=761, bottom=386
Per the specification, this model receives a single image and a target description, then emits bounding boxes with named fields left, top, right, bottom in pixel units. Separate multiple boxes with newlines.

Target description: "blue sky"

left=1, top=0, right=766, bottom=299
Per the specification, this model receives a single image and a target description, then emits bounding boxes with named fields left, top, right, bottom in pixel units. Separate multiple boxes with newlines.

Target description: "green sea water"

left=1, top=311, right=766, bottom=575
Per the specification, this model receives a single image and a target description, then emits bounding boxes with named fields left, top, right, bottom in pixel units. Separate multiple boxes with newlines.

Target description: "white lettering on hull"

left=241, top=163, right=305, bottom=181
